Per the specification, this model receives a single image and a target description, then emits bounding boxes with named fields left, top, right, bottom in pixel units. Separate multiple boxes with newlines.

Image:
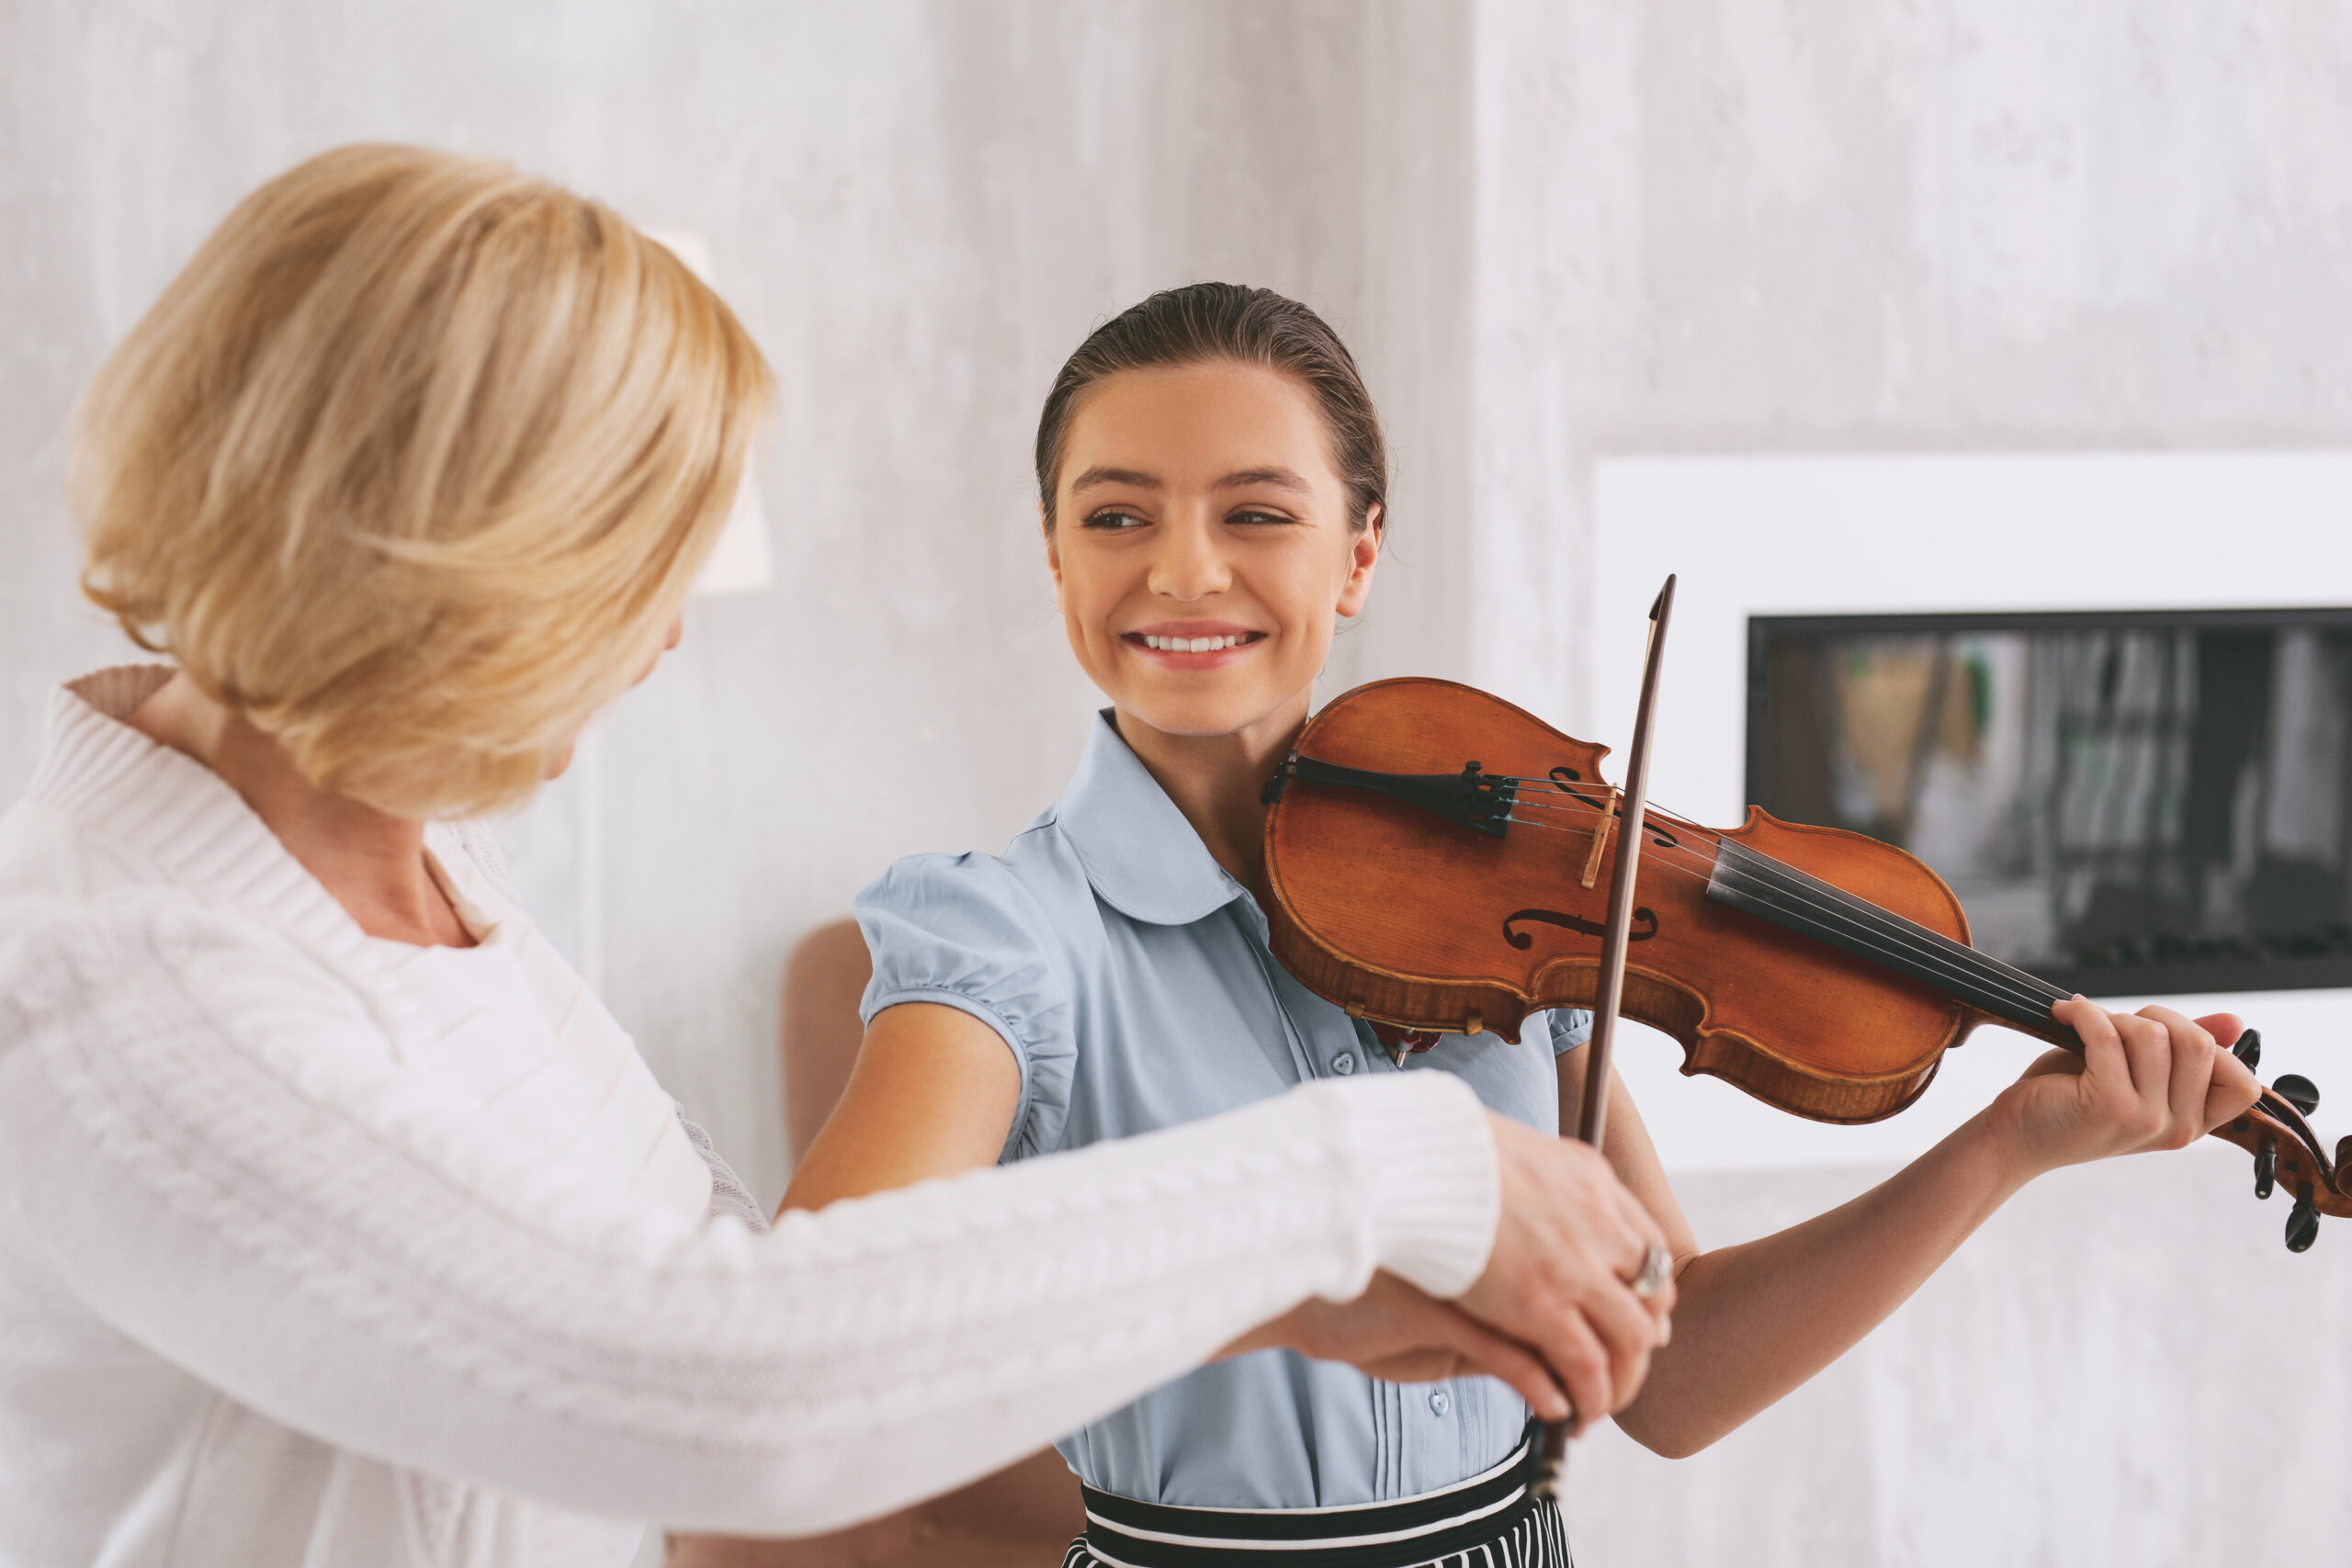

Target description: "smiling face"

left=1046, top=360, right=1380, bottom=748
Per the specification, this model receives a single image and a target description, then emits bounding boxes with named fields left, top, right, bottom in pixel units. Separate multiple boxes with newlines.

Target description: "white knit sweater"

left=0, top=668, right=1500, bottom=1565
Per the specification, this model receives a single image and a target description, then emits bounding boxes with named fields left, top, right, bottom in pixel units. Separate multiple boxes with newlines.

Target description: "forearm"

left=17, top=921, right=1498, bottom=1535
left=1616, top=1109, right=2032, bottom=1457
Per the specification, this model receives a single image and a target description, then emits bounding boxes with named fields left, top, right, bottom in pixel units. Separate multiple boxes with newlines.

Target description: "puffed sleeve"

left=1541, top=1008, right=1595, bottom=1055
left=854, top=852, right=1079, bottom=1161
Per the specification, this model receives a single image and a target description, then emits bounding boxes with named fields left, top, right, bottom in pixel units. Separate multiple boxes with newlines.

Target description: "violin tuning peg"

left=2256, top=1136, right=2278, bottom=1201
left=2232, top=1029, right=2263, bottom=1071
left=2274, top=1074, right=2321, bottom=1117
left=2287, top=1191, right=2321, bottom=1253
left=2336, top=1135, right=2352, bottom=1178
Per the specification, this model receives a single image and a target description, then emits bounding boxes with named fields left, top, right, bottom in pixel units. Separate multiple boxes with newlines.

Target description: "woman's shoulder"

left=0, top=795, right=308, bottom=1002
left=852, top=823, right=1111, bottom=1157
left=854, top=812, right=1105, bottom=956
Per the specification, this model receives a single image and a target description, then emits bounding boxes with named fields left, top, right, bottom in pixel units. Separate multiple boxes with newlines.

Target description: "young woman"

left=0, top=152, right=1669, bottom=1566
left=789, top=283, right=2263, bottom=1566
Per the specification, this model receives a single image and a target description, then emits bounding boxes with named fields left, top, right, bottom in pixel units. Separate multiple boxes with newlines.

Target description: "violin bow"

left=1534, top=572, right=1677, bottom=1499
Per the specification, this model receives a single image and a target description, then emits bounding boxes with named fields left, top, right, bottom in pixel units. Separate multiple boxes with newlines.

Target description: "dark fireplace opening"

left=1747, top=608, right=2352, bottom=997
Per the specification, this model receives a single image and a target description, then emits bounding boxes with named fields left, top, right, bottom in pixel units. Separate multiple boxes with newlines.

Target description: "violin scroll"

left=2211, top=1062, right=2352, bottom=1249
left=2183, top=1024, right=2343, bottom=1250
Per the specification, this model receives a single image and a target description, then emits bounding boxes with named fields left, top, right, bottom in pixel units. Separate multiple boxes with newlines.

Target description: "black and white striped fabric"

left=1061, top=1425, right=1570, bottom=1568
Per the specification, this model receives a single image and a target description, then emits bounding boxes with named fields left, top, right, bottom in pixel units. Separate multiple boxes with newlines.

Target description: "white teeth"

left=1142, top=633, right=1247, bottom=651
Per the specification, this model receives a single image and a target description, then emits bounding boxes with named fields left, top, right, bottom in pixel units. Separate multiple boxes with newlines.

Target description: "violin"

left=1259, top=643, right=2350, bottom=1250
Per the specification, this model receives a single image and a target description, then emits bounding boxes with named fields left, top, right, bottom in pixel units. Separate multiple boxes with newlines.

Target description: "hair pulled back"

left=1035, top=283, right=1386, bottom=533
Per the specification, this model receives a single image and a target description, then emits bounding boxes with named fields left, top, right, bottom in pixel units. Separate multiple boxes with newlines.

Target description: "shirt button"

left=1429, top=1389, right=1452, bottom=1416
left=1330, top=1051, right=1356, bottom=1076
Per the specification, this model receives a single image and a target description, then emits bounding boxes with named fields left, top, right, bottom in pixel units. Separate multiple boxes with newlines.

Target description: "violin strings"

left=1329, top=764, right=2161, bottom=1024
left=1482, top=782, right=2080, bottom=1024
left=1489, top=782, right=2048, bottom=991
left=1708, top=844, right=2072, bottom=1025
left=1723, top=841, right=2074, bottom=1013
left=1314, top=771, right=2324, bottom=1157
left=1706, top=856, right=2319, bottom=1150
left=1494, top=809, right=2067, bottom=1025
left=1498, top=804, right=2124, bottom=1046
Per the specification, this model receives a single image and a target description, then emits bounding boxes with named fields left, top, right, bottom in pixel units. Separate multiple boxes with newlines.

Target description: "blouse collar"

left=1052, top=710, right=1250, bottom=928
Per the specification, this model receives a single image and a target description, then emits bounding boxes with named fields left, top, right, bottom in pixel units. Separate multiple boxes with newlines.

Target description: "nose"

left=1147, top=510, right=1231, bottom=602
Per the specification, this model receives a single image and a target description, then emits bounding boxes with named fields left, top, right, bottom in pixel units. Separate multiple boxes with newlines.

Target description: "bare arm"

left=1566, top=998, right=2261, bottom=1459
left=782, top=1002, right=1022, bottom=1213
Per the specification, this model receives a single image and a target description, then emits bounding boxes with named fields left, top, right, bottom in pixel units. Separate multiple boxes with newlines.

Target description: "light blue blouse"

left=854, top=712, right=1591, bottom=1509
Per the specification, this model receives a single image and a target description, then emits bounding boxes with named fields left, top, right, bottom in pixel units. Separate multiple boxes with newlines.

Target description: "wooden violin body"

left=1261, top=677, right=2352, bottom=1235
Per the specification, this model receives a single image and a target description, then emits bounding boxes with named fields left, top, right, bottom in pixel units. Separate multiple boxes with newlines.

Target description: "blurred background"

left=5, top=3, right=2349, bottom=1563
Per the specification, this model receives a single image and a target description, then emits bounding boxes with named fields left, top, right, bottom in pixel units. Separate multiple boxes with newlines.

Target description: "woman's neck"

left=1113, top=694, right=1309, bottom=899
left=128, top=673, right=475, bottom=948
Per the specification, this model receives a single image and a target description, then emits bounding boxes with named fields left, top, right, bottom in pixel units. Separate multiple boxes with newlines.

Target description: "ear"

left=1335, top=502, right=1382, bottom=617
left=1041, top=502, right=1063, bottom=588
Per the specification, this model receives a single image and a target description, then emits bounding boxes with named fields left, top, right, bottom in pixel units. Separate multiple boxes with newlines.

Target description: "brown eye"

left=1230, top=510, right=1293, bottom=526
left=1083, top=508, right=1148, bottom=530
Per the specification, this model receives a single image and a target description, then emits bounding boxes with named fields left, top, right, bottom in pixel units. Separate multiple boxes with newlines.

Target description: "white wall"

left=1471, top=0, right=2352, bottom=728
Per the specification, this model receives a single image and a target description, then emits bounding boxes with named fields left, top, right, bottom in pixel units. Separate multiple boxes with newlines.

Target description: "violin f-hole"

left=1502, top=906, right=1660, bottom=951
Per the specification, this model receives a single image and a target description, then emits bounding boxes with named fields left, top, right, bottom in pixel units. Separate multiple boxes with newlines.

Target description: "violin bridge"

left=1579, top=790, right=1620, bottom=889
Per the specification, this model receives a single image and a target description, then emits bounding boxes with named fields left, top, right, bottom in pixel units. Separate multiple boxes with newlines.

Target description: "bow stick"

left=1532, top=571, right=1676, bottom=1499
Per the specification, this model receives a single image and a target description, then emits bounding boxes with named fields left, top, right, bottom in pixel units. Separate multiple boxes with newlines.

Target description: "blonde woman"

left=0, top=147, right=1674, bottom=1564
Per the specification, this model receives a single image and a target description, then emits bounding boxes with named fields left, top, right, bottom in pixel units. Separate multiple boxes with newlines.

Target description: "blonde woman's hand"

left=1456, top=1115, right=1675, bottom=1435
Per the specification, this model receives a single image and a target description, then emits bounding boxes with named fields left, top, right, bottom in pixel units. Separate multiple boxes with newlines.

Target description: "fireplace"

left=1747, top=608, right=2352, bottom=997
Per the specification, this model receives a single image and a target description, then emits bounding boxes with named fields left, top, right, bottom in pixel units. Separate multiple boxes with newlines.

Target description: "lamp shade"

left=644, top=227, right=773, bottom=597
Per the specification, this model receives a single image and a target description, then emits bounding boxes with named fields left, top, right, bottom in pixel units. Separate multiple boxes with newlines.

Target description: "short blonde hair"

left=72, top=143, right=772, bottom=818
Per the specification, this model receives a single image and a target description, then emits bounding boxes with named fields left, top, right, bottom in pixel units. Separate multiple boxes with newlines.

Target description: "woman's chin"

left=1109, top=682, right=1306, bottom=744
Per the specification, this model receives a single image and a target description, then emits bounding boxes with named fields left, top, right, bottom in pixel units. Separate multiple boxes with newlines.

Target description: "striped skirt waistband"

left=1068, top=1423, right=1568, bottom=1568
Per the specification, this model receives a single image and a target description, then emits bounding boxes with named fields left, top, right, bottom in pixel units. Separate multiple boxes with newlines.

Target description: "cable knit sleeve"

left=0, top=902, right=1497, bottom=1535
left=855, top=851, right=1078, bottom=1159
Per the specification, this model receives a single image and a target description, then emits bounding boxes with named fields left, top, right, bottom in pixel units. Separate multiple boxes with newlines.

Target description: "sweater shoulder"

left=0, top=797, right=167, bottom=949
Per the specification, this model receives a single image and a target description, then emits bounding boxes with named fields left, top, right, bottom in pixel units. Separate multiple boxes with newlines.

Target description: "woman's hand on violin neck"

left=1459, top=1116, right=1676, bottom=1437
left=1988, top=999, right=2261, bottom=1180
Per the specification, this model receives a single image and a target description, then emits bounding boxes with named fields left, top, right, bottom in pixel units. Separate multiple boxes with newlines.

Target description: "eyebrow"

left=1216, top=467, right=1313, bottom=494
left=1068, top=466, right=1161, bottom=493
left=1066, top=464, right=1317, bottom=497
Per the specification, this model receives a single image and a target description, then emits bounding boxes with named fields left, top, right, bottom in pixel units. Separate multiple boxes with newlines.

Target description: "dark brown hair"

left=1035, top=283, right=1387, bottom=532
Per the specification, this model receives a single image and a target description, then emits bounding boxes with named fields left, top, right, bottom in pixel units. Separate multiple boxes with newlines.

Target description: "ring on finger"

left=1626, top=1243, right=1672, bottom=1299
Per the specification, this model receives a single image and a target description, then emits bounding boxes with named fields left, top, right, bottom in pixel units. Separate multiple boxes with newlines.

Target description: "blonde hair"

left=71, top=143, right=772, bottom=818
